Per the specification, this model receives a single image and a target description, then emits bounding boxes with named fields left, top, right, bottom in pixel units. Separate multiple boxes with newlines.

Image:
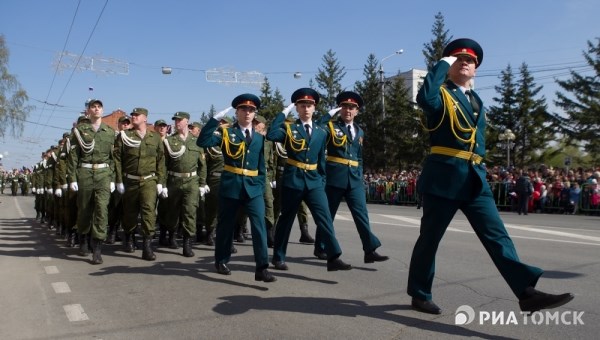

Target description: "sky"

left=0, top=0, right=598, bottom=170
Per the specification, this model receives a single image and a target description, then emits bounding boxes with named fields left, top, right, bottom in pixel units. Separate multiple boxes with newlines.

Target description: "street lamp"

left=379, top=49, right=404, bottom=119
left=498, top=128, right=516, bottom=168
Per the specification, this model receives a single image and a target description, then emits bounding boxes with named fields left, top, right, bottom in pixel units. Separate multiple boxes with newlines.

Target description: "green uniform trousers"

left=76, top=168, right=111, bottom=240
left=122, top=178, right=158, bottom=237
left=407, top=193, right=544, bottom=301
left=163, top=176, right=199, bottom=237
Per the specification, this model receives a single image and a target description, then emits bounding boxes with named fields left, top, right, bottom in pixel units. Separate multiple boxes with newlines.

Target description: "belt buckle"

left=92, top=164, right=100, bottom=170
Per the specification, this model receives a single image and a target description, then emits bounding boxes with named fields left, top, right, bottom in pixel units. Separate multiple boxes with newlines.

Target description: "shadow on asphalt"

left=212, top=295, right=518, bottom=339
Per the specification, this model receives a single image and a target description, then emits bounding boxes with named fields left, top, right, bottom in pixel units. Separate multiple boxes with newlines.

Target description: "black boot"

left=159, top=228, right=169, bottom=247
left=182, top=235, right=195, bottom=257
left=168, top=230, right=179, bottom=249
left=78, top=234, right=90, bottom=256
left=205, top=228, right=215, bottom=246
left=267, top=227, right=274, bottom=248
left=123, top=233, right=135, bottom=253
left=106, top=225, right=116, bottom=244
left=299, top=224, right=315, bottom=244
left=35, top=211, right=40, bottom=221
left=142, top=237, right=156, bottom=261
left=91, top=238, right=103, bottom=265
left=66, top=230, right=76, bottom=248
left=235, top=225, right=245, bottom=243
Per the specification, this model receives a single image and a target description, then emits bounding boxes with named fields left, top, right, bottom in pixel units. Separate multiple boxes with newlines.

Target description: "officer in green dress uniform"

left=317, top=91, right=388, bottom=263
left=68, top=99, right=116, bottom=264
left=114, top=107, right=166, bottom=261
left=188, top=121, right=208, bottom=244
left=407, top=38, right=574, bottom=314
left=107, top=115, right=131, bottom=244
left=266, top=88, right=351, bottom=272
left=20, top=168, right=31, bottom=196
left=197, top=94, right=276, bottom=282
left=162, top=111, right=207, bottom=257
left=53, top=135, right=69, bottom=237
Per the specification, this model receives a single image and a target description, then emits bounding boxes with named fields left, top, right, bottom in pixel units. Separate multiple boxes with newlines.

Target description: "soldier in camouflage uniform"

left=114, top=107, right=166, bottom=261
left=161, top=112, right=207, bottom=257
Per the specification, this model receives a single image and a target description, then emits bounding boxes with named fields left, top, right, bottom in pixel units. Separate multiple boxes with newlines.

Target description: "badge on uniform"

left=334, top=128, right=344, bottom=137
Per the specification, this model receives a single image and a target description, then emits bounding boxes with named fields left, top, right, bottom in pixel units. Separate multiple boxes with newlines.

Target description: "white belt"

left=125, top=173, right=156, bottom=181
left=81, top=163, right=109, bottom=169
left=168, top=171, right=197, bottom=178
left=210, top=172, right=221, bottom=177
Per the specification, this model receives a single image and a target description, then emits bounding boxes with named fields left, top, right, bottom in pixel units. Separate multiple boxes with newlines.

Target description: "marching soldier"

left=272, top=141, right=315, bottom=246
left=407, top=38, right=573, bottom=314
left=197, top=94, right=275, bottom=282
left=68, top=99, right=116, bottom=264
left=114, top=107, right=166, bottom=261
left=20, top=168, right=31, bottom=196
left=43, top=147, right=58, bottom=229
left=54, top=134, right=69, bottom=237
left=266, top=88, right=351, bottom=272
left=317, top=91, right=388, bottom=263
left=188, top=121, right=208, bottom=244
left=107, top=115, right=131, bottom=244
left=161, top=111, right=207, bottom=257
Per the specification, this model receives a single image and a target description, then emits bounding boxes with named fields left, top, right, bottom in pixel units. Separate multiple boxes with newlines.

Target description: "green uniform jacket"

left=197, top=118, right=265, bottom=199
left=318, top=114, right=364, bottom=190
left=113, top=129, right=166, bottom=186
left=67, top=122, right=116, bottom=183
left=416, top=60, right=488, bottom=201
left=164, top=133, right=207, bottom=186
left=266, top=112, right=328, bottom=190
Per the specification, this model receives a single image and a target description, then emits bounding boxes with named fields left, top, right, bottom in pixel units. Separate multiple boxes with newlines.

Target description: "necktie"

left=347, top=125, right=353, bottom=141
left=244, top=129, right=252, bottom=144
left=465, top=90, right=480, bottom=115
left=304, top=124, right=311, bottom=141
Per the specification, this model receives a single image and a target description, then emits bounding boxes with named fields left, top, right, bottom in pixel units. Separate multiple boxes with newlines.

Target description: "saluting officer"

left=318, top=91, right=388, bottom=264
left=161, top=111, right=207, bottom=257
left=197, top=94, right=275, bottom=282
left=68, top=99, right=116, bottom=264
left=266, top=88, right=351, bottom=272
left=407, top=38, right=573, bottom=314
left=114, top=107, right=166, bottom=261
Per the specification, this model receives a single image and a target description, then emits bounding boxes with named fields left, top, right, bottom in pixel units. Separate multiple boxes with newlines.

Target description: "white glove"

left=203, top=184, right=210, bottom=194
left=156, top=184, right=163, bottom=195
left=37, top=188, right=43, bottom=194
left=46, top=188, right=54, bottom=195
left=441, top=56, right=457, bottom=66
left=110, top=182, right=115, bottom=193
left=270, top=181, right=276, bottom=189
left=31, top=187, right=36, bottom=193
left=213, top=106, right=233, bottom=120
left=199, top=186, right=206, bottom=197
left=282, top=103, right=295, bottom=115
left=159, top=187, right=168, bottom=198
left=61, top=184, right=68, bottom=190
left=328, top=107, right=342, bottom=116
left=70, top=182, right=79, bottom=192
left=116, top=183, right=125, bottom=194
left=55, top=188, right=62, bottom=197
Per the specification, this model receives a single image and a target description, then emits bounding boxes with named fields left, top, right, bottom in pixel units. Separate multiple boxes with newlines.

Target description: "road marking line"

left=506, top=223, right=600, bottom=242
left=51, top=282, right=71, bottom=294
left=63, top=304, right=89, bottom=322
left=39, top=256, right=52, bottom=262
left=44, top=266, right=59, bottom=274
left=13, top=197, right=25, bottom=217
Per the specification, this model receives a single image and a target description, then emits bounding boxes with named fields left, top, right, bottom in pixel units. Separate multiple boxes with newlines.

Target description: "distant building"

left=388, top=69, right=428, bottom=105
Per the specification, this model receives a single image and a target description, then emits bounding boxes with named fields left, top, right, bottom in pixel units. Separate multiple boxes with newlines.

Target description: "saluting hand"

left=213, top=106, right=233, bottom=120
left=282, top=103, right=295, bottom=115
left=441, top=56, right=457, bottom=66
left=328, top=107, right=342, bottom=117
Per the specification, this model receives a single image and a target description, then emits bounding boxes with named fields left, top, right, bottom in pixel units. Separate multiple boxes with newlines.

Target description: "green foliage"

left=554, top=38, right=600, bottom=164
left=0, top=35, right=33, bottom=138
left=258, top=77, right=285, bottom=122
left=422, top=12, right=452, bottom=71
left=314, top=49, right=346, bottom=111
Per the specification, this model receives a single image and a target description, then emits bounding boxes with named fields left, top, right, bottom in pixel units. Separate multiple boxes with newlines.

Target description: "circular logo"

left=455, top=305, right=475, bottom=325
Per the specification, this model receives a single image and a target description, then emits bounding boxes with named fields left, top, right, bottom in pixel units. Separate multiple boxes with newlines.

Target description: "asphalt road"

left=1, top=193, right=598, bottom=339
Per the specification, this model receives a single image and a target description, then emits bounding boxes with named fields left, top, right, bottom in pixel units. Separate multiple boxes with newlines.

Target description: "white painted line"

left=39, top=256, right=52, bottom=262
left=332, top=214, right=352, bottom=221
left=13, top=197, right=25, bottom=218
left=506, top=223, right=600, bottom=242
left=44, top=266, right=59, bottom=274
left=380, top=215, right=421, bottom=225
left=51, top=282, right=71, bottom=294
left=63, top=304, right=89, bottom=322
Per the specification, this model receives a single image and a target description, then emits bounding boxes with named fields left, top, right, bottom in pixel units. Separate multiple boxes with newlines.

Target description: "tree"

left=354, top=54, right=384, bottom=170
left=0, top=35, right=33, bottom=139
left=554, top=38, right=600, bottom=164
left=488, top=64, right=519, bottom=166
left=513, top=63, right=555, bottom=167
left=258, top=77, right=285, bottom=121
left=315, top=49, right=346, bottom=111
left=422, top=12, right=452, bottom=71
left=385, top=75, right=428, bottom=169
